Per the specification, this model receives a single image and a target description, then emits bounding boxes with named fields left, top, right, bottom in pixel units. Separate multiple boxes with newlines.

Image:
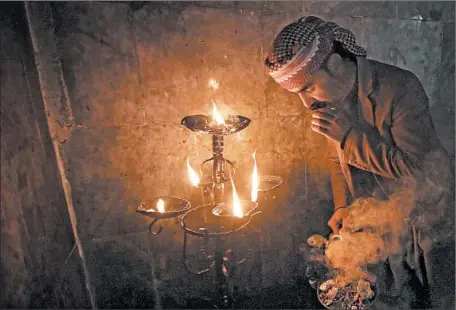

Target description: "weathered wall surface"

left=3, top=1, right=454, bottom=308
left=0, top=3, right=89, bottom=308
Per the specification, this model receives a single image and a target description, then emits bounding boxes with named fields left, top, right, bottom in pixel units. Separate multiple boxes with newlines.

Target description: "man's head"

left=265, top=16, right=367, bottom=109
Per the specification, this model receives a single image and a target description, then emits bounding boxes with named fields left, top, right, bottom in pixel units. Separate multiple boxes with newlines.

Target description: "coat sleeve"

left=342, top=72, right=436, bottom=180
left=328, top=140, right=353, bottom=208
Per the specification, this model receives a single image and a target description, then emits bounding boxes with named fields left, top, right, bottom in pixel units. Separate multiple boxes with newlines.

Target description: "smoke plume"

left=324, top=188, right=417, bottom=285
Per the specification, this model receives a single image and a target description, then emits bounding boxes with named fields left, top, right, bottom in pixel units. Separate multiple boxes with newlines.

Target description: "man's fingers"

left=328, top=219, right=340, bottom=235
left=328, top=214, right=341, bottom=235
left=311, top=118, right=331, bottom=128
left=316, top=108, right=338, bottom=116
left=311, top=124, right=330, bottom=135
left=311, top=110, right=336, bottom=122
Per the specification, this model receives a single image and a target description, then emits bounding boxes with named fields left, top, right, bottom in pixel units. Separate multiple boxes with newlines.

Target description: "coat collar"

left=355, top=56, right=374, bottom=124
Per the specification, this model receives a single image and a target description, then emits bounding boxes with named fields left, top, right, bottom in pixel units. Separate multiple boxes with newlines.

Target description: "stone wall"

left=0, top=2, right=89, bottom=308
left=2, top=1, right=454, bottom=308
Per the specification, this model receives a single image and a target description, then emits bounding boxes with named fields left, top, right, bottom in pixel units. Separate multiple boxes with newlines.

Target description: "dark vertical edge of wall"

left=23, top=2, right=96, bottom=308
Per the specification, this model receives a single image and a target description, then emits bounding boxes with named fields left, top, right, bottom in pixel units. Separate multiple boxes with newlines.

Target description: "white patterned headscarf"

left=265, top=16, right=367, bottom=93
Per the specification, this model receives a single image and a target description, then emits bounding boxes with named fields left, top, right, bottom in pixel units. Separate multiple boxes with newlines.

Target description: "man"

left=265, top=16, right=454, bottom=309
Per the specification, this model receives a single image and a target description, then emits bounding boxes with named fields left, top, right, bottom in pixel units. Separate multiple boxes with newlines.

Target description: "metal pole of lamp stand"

left=177, top=114, right=260, bottom=308
left=212, top=134, right=231, bottom=309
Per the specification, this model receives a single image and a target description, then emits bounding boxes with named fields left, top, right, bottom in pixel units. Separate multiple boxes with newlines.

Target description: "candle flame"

left=251, top=150, right=259, bottom=202
left=231, top=179, right=243, bottom=218
left=186, top=158, right=200, bottom=187
left=157, top=199, right=165, bottom=213
left=212, top=103, right=225, bottom=125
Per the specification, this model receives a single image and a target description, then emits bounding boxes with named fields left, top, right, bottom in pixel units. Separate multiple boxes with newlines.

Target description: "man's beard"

left=310, top=96, right=351, bottom=112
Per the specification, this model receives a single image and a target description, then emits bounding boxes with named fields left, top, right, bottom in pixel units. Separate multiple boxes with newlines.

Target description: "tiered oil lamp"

left=137, top=101, right=283, bottom=308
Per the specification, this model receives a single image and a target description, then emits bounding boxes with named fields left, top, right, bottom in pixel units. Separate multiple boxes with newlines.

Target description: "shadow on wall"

left=71, top=178, right=160, bottom=309
left=86, top=231, right=157, bottom=308
left=274, top=157, right=334, bottom=240
left=73, top=176, right=218, bottom=308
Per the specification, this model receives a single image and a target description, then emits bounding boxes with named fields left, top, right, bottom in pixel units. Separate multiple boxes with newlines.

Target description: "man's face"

left=296, top=55, right=349, bottom=110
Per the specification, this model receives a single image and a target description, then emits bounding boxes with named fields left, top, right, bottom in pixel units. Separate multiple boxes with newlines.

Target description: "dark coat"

left=328, top=56, right=454, bottom=308
left=329, top=56, right=453, bottom=220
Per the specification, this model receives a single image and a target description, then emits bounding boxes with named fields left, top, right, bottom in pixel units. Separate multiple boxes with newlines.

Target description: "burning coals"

left=305, top=232, right=378, bottom=309
left=318, top=278, right=375, bottom=310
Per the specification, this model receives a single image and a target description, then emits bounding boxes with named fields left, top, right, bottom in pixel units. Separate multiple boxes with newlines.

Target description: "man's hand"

left=328, top=207, right=349, bottom=235
left=311, top=108, right=355, bottom=144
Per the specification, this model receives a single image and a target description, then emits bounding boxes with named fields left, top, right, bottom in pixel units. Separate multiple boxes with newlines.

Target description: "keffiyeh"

left=265, top=16, right=367, bottom=92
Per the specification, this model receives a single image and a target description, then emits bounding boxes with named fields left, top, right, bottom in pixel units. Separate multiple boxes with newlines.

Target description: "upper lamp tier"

left=181, top=114, right=251, bottom=135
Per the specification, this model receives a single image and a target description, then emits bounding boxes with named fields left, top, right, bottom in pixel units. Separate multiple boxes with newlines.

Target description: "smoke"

left=323, top=148, right=455, bottom=286
left=325, top=188, right=416, bottom=285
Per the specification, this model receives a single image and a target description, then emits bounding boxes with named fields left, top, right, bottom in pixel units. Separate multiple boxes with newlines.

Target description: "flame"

left=251, top=151, right=259, bottom=202
left=156, top=199, right=165, bottom=213
left=208, top=78, right=219, bottom=90
left=186, top=158, right=200, bottom=187
left=231, top=179, right=243, bottom=218
left=212, top=103, right=225, bottom=125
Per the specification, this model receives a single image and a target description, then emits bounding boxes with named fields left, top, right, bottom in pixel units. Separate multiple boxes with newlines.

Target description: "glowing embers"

left=305, top=195, right=409, bottom=309
left=317, top=277, right=376, bottom=310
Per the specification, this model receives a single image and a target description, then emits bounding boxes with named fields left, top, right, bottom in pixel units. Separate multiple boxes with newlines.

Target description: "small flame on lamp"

left=231, top=179, right=243, bottom=218
left=208, top=79, right=219, bottom=90
left=157, top=199, right=165, bottom=213
left=251, top=150, right=259, bottom=202
left=186, top=158, right=200, bottom=187
left=212, top=103, right=225, bottom=125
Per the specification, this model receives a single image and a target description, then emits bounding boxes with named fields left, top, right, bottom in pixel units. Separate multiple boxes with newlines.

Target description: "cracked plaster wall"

left=1, top=2, right=89, bottom=308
